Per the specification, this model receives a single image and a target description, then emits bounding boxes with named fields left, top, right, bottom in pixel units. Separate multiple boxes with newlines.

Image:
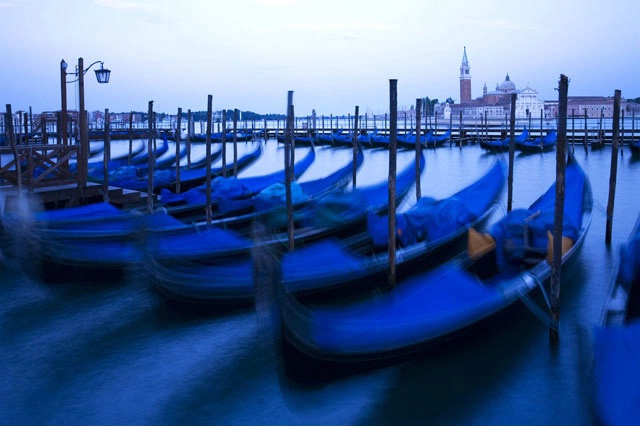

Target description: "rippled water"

left=1, top=139, right=639, bottom=425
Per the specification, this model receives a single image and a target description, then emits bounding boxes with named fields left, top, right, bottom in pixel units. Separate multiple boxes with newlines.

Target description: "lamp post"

left=60, top=60, right=68, bottom=145
left=60, top=57, right=110, bottom=187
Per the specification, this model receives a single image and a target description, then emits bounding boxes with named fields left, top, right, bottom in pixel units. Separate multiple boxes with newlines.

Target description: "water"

left=1, top=140, right=639, bottom=425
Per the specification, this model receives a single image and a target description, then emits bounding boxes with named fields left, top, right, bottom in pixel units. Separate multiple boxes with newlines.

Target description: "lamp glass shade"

left=95, top=68, right=111, bottom=84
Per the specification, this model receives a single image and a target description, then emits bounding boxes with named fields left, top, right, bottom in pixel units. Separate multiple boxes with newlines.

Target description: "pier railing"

left=0, top=144, right=79, bottom=190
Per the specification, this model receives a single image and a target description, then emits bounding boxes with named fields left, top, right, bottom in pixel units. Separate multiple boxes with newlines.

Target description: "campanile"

left=459, top=46, right=471, bottom=103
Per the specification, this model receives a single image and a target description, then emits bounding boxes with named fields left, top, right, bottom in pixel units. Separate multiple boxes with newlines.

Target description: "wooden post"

left=388, top=79, right=398, bottom=289
left=352, top=106, right=359, bottom=189
left=550, top=74, right=569, bottom=343
left=175, top=107, right=182, bottom=193
left=5, top=104, right=22, bottom=193
left=285, top=91, right=295, bottom=252
left=633, top=110, right=636, bottom=144
left=41, top=113, right=46, bottom=145
left=605, top=90, right=621, bottom=245
left=128, top=111, right=133, bottom=164
left=620, top=111, right=625, bottom=154
left=448, top=109, right=453, bottom=147
left=146, top=101, right=154, bottom=214
left=539, top=108, right=543, bottom=144
left=221, top=110, right=227, bottom=178
left=507, top=94, right=517, bottom=213
left=205, top=95, right=213, bottom=227
left=22, top=112, right=28, bottom=144
left=571, top=108, right=575, bottom=152
left=414, top=98, right=422, bottom=199
left=583, top=108, right=588, bottom=154
left=434, top=110, right=438, bottom=144
left=78, top=57, right=88, bottom=189
left=403, top=111, right=407, bottom=134
left=103, top=108, right=110, bottom=203
left=459, top=110, right=463, bottom=148
left=598, top=107, right=604, bottom=149
left=233, top=109, right=239, bottom=177
left=485, top=111, right=489, bottom=144
left=187, top=109, right=192, bottom=168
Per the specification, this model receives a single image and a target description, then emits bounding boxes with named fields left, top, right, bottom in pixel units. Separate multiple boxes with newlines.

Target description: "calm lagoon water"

left=1, top=139, right=639, bottom=425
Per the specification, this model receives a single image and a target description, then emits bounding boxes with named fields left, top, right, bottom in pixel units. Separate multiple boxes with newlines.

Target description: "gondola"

left=397, top=130, right=431, bottom=148
left=14, top=145, right=348, bottom=283
left=87, top=140, right=263, bottom=194
left=516, top=130, right=557, bottom=153
left=592, top=212, right=640, bottom=426
left=158, top=143, right=312, bottom=216
left=425, top=129, right=452, bottom=148
left=280, top=157, right=506, bottom=296
left=280, top=151, right=592, bottom=363
left=480, top=128, right=529, bottom=152
left=148, top=150, right=423, bottom=304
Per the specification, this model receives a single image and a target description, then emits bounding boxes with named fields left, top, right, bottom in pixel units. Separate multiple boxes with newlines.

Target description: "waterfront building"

left=446, top=47, right=639, bottom=121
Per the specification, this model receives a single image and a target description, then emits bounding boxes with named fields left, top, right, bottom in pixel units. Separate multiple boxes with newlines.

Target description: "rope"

left=515, top=274, right=558, bottom=331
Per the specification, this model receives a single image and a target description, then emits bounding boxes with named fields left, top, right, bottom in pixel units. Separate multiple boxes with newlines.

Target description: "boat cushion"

left=545, top=230, right=574, bottom=264
left=468, top=227, right=496, bottom=260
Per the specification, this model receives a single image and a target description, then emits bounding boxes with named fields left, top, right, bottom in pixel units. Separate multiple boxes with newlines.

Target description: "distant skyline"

left=1, top=0, right=638, bottom=115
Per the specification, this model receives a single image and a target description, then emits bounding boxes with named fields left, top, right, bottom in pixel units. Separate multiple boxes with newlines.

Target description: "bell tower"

left=459, top=46, right=471, bottom=103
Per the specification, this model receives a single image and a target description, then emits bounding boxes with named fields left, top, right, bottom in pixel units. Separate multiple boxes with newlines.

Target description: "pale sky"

left=1, top=0, right=638, bottom=116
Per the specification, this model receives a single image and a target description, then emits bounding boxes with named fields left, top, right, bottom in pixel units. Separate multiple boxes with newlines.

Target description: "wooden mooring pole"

left=352, top=106, right=359, bottom=189
left=233, top=109, right=239, bottom=177
left=605, top=90, right=621, bottom=245
left=507, top=94, right=517, bottom=213
left=221, top=110, right=227, bottom=178
left=175, top=107, right=182, bottom=194
left=5, top=104, right=22, bottom=194
left=146, top=101, right=154, bottom=214
left=285, top=91, right=295, bottom=252
left=205, top=95, right=213, bottom=226
left=128, top=111, right=133, bottom=165
left=388, top=79, right=398, bottom=289
left=414, top=98, right=422, bottom=199
left=103, top=108, right=110, bottom=203
left=187, top=110, right=192, bottom=168
left=550, top=74, right=569, bottom=343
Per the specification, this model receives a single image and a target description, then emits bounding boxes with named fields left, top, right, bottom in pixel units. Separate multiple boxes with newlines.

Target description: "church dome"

left=499, top=74, right=516, bottom=93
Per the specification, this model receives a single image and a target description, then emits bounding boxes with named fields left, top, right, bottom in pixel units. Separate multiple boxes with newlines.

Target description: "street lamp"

left=60, top=57, right=110, bottom=187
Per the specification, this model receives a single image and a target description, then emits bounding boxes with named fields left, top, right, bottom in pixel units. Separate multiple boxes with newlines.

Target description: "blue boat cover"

left=366, top=158, right=505, bottom=247
left=160, top=176, right=253, bottom=205
left=35, top=202, right=123, bottom=221
left=593, top=319, right=640, bottom=426
left=308, top=264, right=505, bottom=354
left=367, top=196, right=475, bottom=247
left=304, top=189, right=370, bottom=228
left=490, top=158, right=585, bottom=272
left=618, top=236, right=640, bottom=293
left=158, top=145, right=311, bottom=205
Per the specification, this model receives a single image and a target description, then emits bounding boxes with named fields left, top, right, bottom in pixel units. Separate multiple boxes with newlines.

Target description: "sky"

left=1, top=0, right=639, bottom=116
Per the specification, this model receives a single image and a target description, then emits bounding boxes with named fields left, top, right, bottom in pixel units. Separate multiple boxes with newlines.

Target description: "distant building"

left=545, top=96, right=640, bottom=119
left=445, top=46, right=640, bottom=121
left=459, top=46, right=472, bottom=104
left=448, top=47, right=546, bottom=121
